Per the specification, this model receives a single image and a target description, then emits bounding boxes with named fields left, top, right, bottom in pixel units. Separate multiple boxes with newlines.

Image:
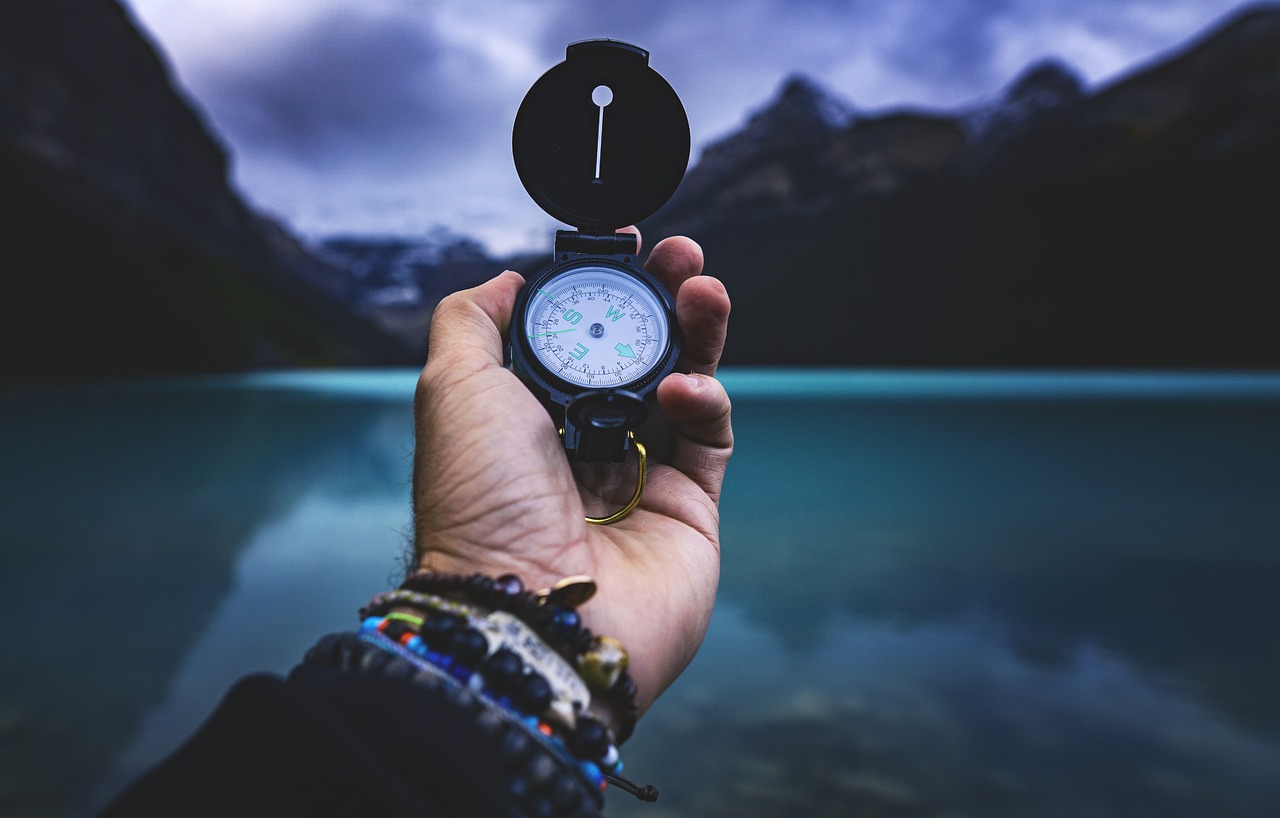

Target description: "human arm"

left=412, top=228, right=733, bottom=722
left=100, top=230, right=731, bottom=816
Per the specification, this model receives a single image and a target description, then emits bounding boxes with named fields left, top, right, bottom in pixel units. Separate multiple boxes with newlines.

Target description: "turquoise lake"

left=2, top=370, right=1279, bottom=817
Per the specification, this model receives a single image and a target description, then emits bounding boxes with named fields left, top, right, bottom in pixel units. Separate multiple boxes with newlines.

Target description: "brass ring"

left=586, top=433, right=646, bottom=526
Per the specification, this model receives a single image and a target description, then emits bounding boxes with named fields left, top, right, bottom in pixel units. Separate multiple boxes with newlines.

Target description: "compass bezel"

left=510, top=256, right=681, bottom=405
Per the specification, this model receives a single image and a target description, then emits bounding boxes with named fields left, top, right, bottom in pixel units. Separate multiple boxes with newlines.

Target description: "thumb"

left=426, top=271, right=525, bottom=370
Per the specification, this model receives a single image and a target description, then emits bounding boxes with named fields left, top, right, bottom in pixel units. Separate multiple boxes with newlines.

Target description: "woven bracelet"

left=294, top=632, right=606, bottom=816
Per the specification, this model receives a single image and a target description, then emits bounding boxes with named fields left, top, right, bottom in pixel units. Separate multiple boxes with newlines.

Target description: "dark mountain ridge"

left=1, top=0, right=411, bottom=383
left=641, top=4, right=1280, bottom=367
left=4, top=1, right=1277, bottom=377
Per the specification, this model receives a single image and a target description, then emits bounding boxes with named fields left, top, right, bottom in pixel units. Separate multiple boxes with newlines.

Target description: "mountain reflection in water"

left=0, top=370, right=1276, bottom=818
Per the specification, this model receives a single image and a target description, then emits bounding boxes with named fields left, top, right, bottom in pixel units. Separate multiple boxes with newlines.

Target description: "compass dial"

left=523, top=265, right=671, bottom=389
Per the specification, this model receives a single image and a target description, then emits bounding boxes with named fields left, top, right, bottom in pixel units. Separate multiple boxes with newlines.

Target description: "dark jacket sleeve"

left=98, top=668, right=537, bottom=818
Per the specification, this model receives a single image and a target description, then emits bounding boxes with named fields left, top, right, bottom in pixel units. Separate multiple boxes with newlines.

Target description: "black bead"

left=448, top=626, right=490, bottom=665
left=527, top=753, right=556, bottom=786
left=443, top=682, right=475, bottom=713
left=569, top=716, right=610, bottom=760
left=357, top=646, right=393, bottom=673
left=498, top=727, right=532, bottom=762
left=546, top=771, right=579, bottom=810
left=514, top=671, right=553, bottom=714
left=303, top=633, right=343, bottom=666
left=474, top=707, right=505, bottom=737
left=419, top=613, right=459, bottom=648
left=506, top=774, right=531, bottom=801
left=528, top=796, right=555, bottom=818
left=411, top=670, right=443, bottom=694
left=616, top=673, right=637, bottom=696
left=495, top=573, right=525, bottom=597
left=382, top=658, right=416, bottom=681
left=336, top=637, right=362, bottom=669
left=569, top=799, right=597, bottom=818
left=483, top=648, right=525, bottom=692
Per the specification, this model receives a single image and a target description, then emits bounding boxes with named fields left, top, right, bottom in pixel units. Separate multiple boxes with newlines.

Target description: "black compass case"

left=509, top=39, right=691, bottom=462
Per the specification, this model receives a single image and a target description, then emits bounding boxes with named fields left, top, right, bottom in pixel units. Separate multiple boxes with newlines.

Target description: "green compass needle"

left=530, top=328, right=578, bottom=337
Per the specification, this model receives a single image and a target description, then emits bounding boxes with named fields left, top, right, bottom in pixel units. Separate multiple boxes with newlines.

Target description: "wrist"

left=390, top=571, right=641, bottom=744
left=306, top=570, right=661, bottom=803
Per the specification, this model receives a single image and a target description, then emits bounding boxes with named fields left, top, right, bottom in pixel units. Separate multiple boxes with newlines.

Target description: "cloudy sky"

left=121, top=0, right=1255, bottom=254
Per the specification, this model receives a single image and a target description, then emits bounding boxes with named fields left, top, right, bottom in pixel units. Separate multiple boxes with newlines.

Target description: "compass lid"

left=513, top=40, right=690, bottom=232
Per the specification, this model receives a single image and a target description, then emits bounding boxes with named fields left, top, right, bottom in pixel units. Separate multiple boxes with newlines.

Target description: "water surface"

left=1, top=370, right=1277, bottom=817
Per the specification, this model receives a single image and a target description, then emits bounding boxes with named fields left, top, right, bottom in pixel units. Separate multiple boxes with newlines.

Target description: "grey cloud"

left=879, top=1, right=1021, bottom=94
left=521, top=0, right=1028, bottom=133
left=123, top=0, right=1258, bottom=249
left=190, top=8, right=496, bottom=170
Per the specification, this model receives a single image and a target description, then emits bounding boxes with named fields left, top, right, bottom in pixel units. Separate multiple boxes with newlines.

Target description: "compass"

left=509, top=40, right=690, bottom=470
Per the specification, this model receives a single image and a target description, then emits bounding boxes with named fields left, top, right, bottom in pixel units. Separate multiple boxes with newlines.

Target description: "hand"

left=412, top=229, right=732, bottom=725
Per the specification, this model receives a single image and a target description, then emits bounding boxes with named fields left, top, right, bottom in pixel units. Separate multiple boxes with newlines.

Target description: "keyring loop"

left=585, top=433, right=646, bottom=526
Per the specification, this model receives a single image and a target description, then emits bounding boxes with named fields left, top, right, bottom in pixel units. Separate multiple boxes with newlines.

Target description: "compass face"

left=522, top=264, right=671, bottom=389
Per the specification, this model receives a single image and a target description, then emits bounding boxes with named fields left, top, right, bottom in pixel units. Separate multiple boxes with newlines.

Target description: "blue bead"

left=578, top=761, right=603, bottom=788
left=405, top=636, right=424, bottom=653
left=360, top=617, right=383, bottom=632
left=548, top=608, right=582, bottom=640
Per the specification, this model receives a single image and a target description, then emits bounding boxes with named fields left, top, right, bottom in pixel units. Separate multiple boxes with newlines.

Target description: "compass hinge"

left=554, top=230, right=638, bottom=258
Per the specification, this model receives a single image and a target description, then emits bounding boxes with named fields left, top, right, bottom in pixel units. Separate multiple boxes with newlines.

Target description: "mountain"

left=644, top=4, right=1280, bottom=367
left=964, top=59, right=1087, bottom=148
left=0, top=0, right=412, bottom=383
left=317, top=231, right=496, bottom=354
left=4, top=1, right=1278, bottom=376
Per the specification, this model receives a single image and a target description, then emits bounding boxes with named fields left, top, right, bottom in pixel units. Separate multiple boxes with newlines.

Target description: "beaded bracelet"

left=395, top=571, right=640, bottom=744
left=363, top=594, right=591, bottom=733
left=294, top=632, right=606, bottom=816
left=357, top=617, right=623, bottom=785
left=340, top=571, right=658, bottom=802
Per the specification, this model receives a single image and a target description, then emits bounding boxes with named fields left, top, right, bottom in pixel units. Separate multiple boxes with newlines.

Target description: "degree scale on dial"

left=522, top=266, right=669, bottom=389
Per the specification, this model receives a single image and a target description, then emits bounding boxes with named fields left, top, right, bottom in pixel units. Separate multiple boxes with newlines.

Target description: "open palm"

left=412, top=231, right=732, bottom=723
